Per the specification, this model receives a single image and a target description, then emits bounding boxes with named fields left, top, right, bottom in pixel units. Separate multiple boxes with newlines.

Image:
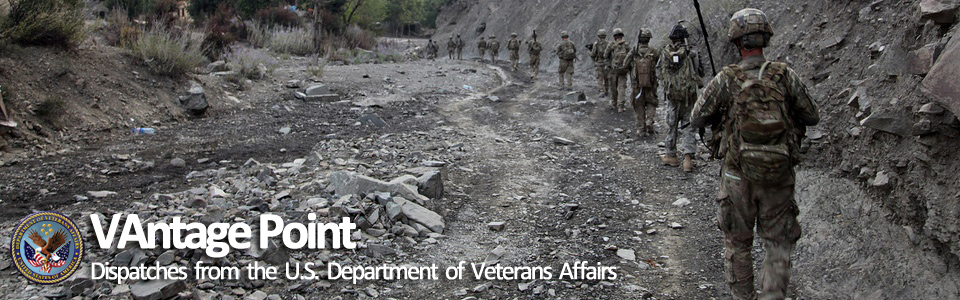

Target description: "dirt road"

left=0, top=56, right=752, bottom=299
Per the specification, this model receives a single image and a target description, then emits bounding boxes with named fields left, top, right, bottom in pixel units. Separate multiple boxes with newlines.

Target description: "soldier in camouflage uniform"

left=478, top=37, right=487, bottom=62
left=623, top=28, right=660, bottom=137
left=508, top=33, right=521, bottom=71
left=659, top=22, right=702, bottom=172
left=456, top=35, right=465, bottom=60
left=527, top=33, right=543, bottom=79
left=555, top=31, right=576, bottom=89
left=691, top=9, right=819, bottom=300
left=488, top=35, right=501, bottom=64
left=606, top=28, right=631, bottom=112
left=447, top=37, right=456, bottom=60
left=590, top=29, right=610, bottom=97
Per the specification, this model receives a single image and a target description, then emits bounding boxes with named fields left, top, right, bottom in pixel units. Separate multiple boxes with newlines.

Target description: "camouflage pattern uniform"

left=527, top=38, right=543, bottom=79
left=455, top=36, right=465, bottom=60
left=590, top=30, right=610, bottom=95
left=623, top=28, right=660, bottom=136
left=605, top=28, right=631, bottom=112
left=659, top=38, right=701, bottom=165
left=487, top=35, right=501, bottom=63
left=508, top=33, right=521, bottom=71
left=690, top=9, right=820, bottom=300
left=478, top=37, right=487, bottom=61
left=555, top=31, right=576, bottom=89
left=447, top=38, right=456, bottom=60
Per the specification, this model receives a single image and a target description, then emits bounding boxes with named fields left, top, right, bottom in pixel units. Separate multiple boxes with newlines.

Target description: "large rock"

left=179, top=85, right=209, bottom=115
left=920, top=0, right=959, bottom=24
left=303, top=84, right=340, bottom=102
left=305, top=84, right=329, bottom=96
left=860, top=111, right=913, bottom=137
left=131, top=280, right=186, bottom=300
left=395, top=198, right=445, bottom=233
left=328, top=171, right=430, bottom=203
left=907, top=42, right=943, bottom=75
left=416, top=170, right=443, bottom=199
left=922, top=36, right=960, bottom=118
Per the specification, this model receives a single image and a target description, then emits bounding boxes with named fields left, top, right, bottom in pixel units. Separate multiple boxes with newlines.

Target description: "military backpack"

left=634, top=47, right=656, bottom=87
left=560, top=42, right=576, bottom=60
left=723, top=61, right=798, bottom=184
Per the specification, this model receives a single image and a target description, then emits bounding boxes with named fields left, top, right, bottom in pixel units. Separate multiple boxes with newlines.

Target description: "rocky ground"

left=0, top=45, right=760, bottom=299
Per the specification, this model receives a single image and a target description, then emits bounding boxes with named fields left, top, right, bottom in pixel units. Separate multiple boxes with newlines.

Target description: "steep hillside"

left=436, top=0, right=960, bottom=298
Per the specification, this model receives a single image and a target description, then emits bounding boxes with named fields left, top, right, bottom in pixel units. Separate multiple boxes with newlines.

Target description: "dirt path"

left=0, top=57, right=742, bottom=299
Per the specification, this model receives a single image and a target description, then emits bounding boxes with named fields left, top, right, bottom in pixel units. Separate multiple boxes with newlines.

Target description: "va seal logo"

left=10, top=211, right=84, bottom=284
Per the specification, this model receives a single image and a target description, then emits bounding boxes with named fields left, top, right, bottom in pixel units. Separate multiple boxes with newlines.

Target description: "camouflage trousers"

left=663, top=99, right=697, bottom=157
left=529, top=55, right=541, bottom=78
left=631, top=85, right=658, bottom=135
left=448, top=48, right=455, bottom=59
left=718, top=162, right=801, bottom=300
left=558, top=59, right=574, bottom=88
left=595, top=66, right=609, bottom=94
left=479, top=49, right=486, bottom=60
left=490, top=50, right=499, bottom=63
left=608, top=71, right=628, bottom=110
left=510, top=50, right=520, bottom=70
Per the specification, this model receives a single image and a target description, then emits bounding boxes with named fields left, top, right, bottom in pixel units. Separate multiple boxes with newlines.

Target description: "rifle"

left=693, top=0, right=717, bottom=76
left=533, top=30, right=538, bottom=43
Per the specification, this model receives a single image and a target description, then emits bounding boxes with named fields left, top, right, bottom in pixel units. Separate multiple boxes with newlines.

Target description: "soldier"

left=605, top=28, right=631, bottom=112
left=527, top=32, right=543, bottom=79
left=426, top=39, right=436, bottom=59
left=487, top=35, right=501, bottom=63
left=623, top=28, right=660, bottom=137
left=507, top=33, right=521, bottom=71
left=691, top=9, right=819, bottom=300
left=478, top=37, right=487, bottom=62
left=659, top=22, right=701, bottom=172
left=590, top=29, right=610, bottom=97
left=456, top=35, right=465, bottom=60
left=447, top=37, right=456, bottom=60
left=555, top=31, right=576, bottom=89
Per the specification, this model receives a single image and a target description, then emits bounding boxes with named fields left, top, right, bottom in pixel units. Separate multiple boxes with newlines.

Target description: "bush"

left=307, top=55, right=327, bottom=78
left=246, top=21, right=270, bottom=48
left=269, top=26, right=315, bottom=56
left=344, top=25, right=377, bottom=50
left=203, top=3, right=246, bottom=59
left=103, top=8, right=131, bottom=46
left=255, top=7, right=300, bottom=28
left=153, top=0, right=180, bottom=27
left=0, top=0, right=86, bottom=49
left=131, top=26, right=205, bottom=76
left=224, top=46, right=278, bottom=80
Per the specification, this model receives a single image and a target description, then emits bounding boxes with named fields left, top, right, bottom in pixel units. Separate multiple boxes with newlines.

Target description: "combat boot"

left=683, top=154, right=694, bottom=173
left=661, top=155, right=680, bottom=167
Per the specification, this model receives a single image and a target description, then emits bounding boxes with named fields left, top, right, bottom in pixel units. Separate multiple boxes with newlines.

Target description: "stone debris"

left=488, top=221, right=506, bottom=231
left=672, top=197, right=691, bottom=207
left=616, top=249, right=636, bottom=261
left=179, top=85, right=209, bottom=115
left=920, top=0, right=959, bottom=24
left=130, top=280, right=186, bottom=300
left=553, top=136, right=576, bottom=145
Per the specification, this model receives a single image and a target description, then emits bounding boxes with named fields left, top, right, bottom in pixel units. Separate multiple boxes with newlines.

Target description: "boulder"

left=907, top=42, right=943, bottom=75
left=179, top=85, right=209, bottom=115
left=397, top=198, right=445, bottom=233
left=920, top=0, right=960, bottom=24
left=416, top=170, right=444, bottom=199
left=305, top=84, right=329, bottom=96
left=131, top=280, right=186, bottom=300
left=922, top=37, right=960, bottom=117
left=860, top=111, right=913, bottom=137
left=328, top=171, right=430, bottom=203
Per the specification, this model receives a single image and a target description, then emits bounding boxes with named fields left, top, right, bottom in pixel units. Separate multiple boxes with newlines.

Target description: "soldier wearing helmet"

left=488, top=34, right=501, bottom=63
left=555, top=31, right=576, bottom=89
left=605, top=28, right=631, bottom=112
left=623, top=28, right=660, bottom=137
left=659, top=21, right=703, bottom=172
left=590, top=29, right=610, bottom=96
left=478, top=36, right=487, bottom=62
left=507, top=32, right=521, bottom=71
left=691, top=8, right=820, bottom=300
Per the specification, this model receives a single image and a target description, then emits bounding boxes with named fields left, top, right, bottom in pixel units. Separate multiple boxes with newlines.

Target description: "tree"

left=343, top=0, right=387, bottom=27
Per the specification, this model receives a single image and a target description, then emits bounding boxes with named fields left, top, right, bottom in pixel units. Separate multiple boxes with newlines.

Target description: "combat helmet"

left=561, top=31, right=569, bottom=38
left=511, top=32, right=518, bottom=37
left=597, top=29, right=607, bottom=37
left=728, top=8, right=774, bottom=46
left=612, top=28, right=624, bottom=36
left=490, top=34, right=496, bottom=39
left=669, top=22, right=689, bottom=41
left=639, top=28, right=653, bottom=39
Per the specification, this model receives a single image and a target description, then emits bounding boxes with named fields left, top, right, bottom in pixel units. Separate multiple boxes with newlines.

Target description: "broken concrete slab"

left=305, top=84, right=329, bottom=96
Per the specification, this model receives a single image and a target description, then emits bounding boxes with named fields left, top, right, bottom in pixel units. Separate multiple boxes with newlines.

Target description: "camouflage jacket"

left=590, top=38, right=609, bottom=65
left=448, top=40, right=456, bottom=49
left=528, top=40, right=543, bottom=55
left=659, top=42, right=701, bottom=105
left=605, top=39, right=631, bottom=71
left=456, top=38, right=464, bottom=48
left=691, top=55, right=820, bottom=163
left=478, top=40, right=487, bottom=50
left=507, top=38, right=521, bottom=51
left=556, top=40, right=576, bottom=60
left=488, top=40, right=501, bottom=51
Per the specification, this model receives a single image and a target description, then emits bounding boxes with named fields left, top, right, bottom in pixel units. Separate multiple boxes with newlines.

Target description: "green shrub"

left=131, top=26, right=205, bottom=76
left=224, top=46, right=278, bottom=80
left=0, top=0, right=86, bottom=49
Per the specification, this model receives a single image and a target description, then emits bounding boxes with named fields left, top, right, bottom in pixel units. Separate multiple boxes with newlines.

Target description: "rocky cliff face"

left=436, top=0, right=960, bottom=298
